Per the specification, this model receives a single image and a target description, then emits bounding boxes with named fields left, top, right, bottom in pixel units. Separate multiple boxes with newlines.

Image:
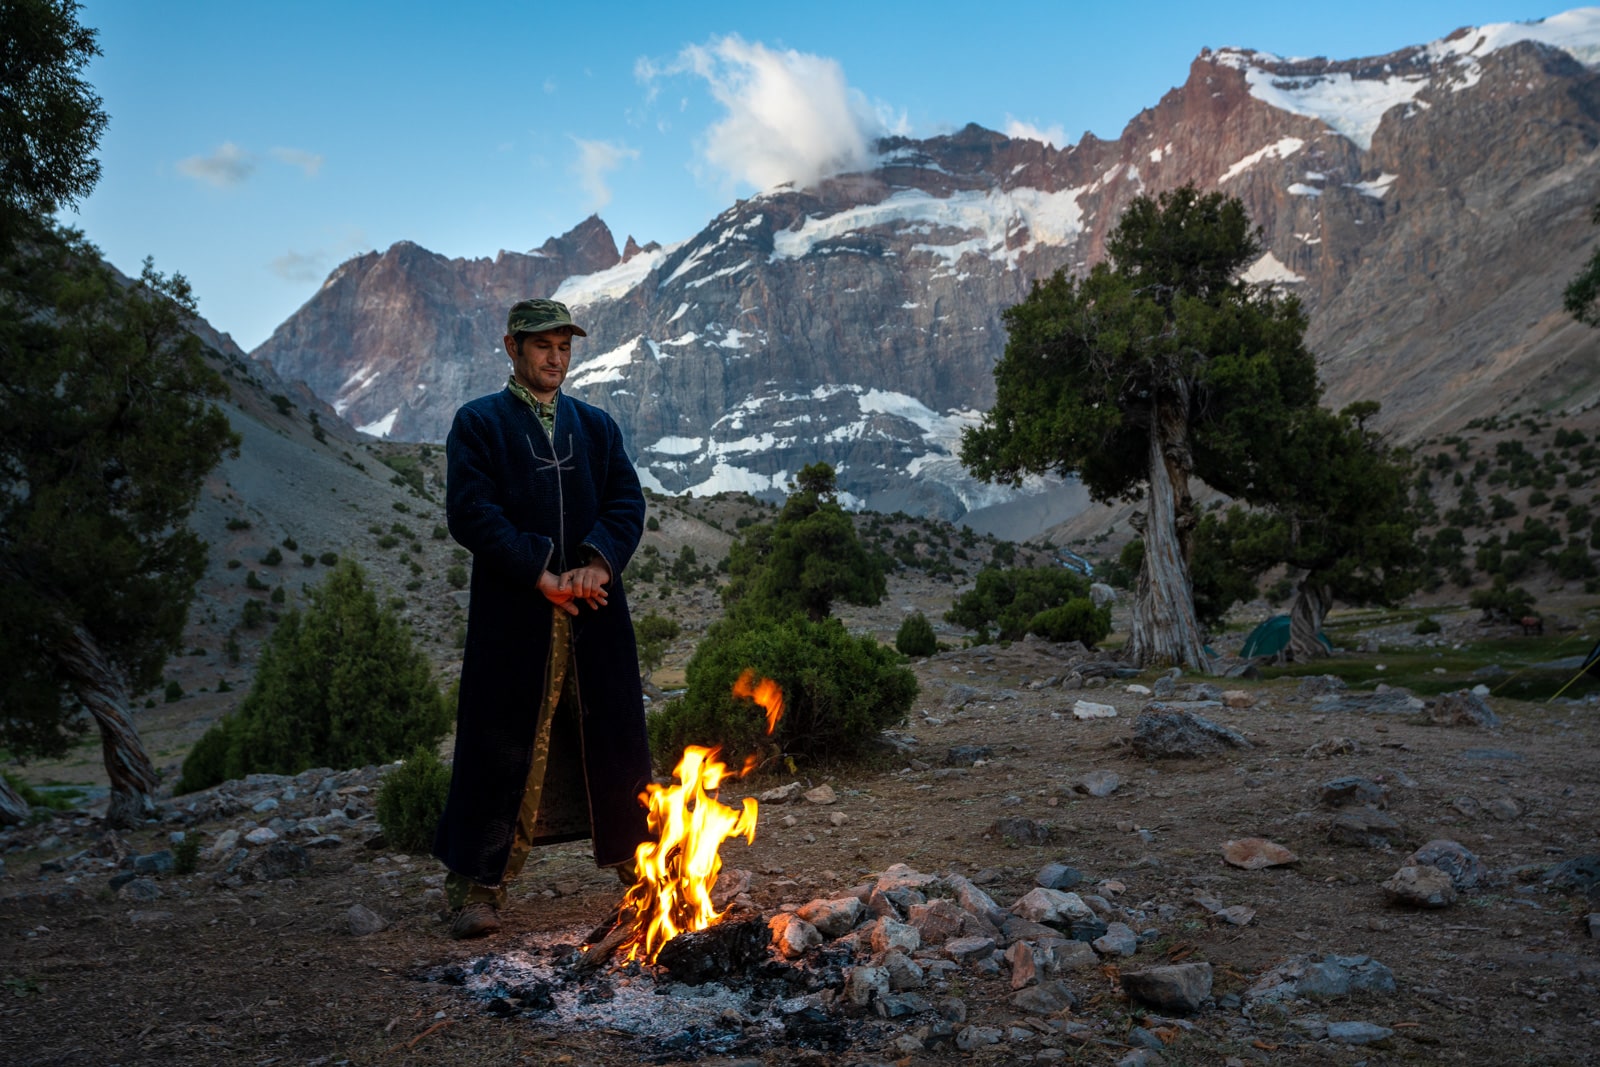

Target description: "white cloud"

left=1004, top=116, right=1066, bottom=149
left=269, top=146, right=324, bottom=177
left=270, top=249, right=326, bottom=283
left=641, top=35, right=889, bottom=192
left=569, top=137, right=639, bottom=210
left=176, top=141, right=256, bottom=187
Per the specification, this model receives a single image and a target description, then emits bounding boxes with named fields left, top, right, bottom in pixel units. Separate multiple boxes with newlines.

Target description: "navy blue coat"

left=433, top=387, right=653, bottom=883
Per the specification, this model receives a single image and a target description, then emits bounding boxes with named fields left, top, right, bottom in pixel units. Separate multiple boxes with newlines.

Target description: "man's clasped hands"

left=536, top=558, right=611, bottom=615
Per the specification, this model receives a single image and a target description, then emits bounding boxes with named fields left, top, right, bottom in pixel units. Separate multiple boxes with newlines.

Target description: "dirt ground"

left=5, top=618, right=1600, bottom=1067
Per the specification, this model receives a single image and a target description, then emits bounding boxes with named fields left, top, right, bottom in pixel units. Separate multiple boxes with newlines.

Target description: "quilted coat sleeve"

left=577, top=413, right=644, bottom=580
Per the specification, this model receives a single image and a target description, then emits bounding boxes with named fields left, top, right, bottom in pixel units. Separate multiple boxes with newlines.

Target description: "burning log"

left=653, top=908, right=772, bottom=983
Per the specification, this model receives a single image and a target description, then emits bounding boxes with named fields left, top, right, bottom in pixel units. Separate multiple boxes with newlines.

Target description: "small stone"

left=240, top=841, right=309, bottom=882
left=1319, top=776, right=1386, bottom=808
left=1152, top=676, right=1176, bottom=699
left=1072, top=700, right=1117, bottom=720
left=946, top=872, right=1008, bottom=926
left=1046, top=939, right=1100, bottom=973
left=988, top=817, right=1053, bottom=845
left=1326, top=1020, right=1394, bottom=1045
left=1128, top=1026, right=1166, bottom=1050
left=1125, top=684, right=1152, bottom=696
left=1428, top=690, right=1501, bottom=729
left=1221, top=689, right=1256, bottom=708
left=1035, top=861, right=1084, bottom=890
left=1221, top=837, right=1298, bottom=869
left=797, top=896, right=864, bottom=939
left=1011, top=887, right=1093, bottom=926
left=1005, top=941, right=1040, bottom=989
left=1451, top=796, right=1481, bottom=817
left=1407, top=839, right=1489, bottom=891
left=759, top=782, right=804, bottom=803
left=116, top=877, right=162, bottom=902
left=803, top=783, right=837, bottom=805
left=347, top=903, right=388, bottom=936
left=1586, top=914, right=1600, bottom=937
left=1121, top=962, right=1213, bottom=1014
left=869, top=917, right=921, bottom=955
left=945, top=744, right=993, bottom=767
left=251, top=797, right=280, bottom=813
left=1304, top=735, right=1358, bottom=758
left=1009, top=979, right=1077, bottom=1014
left=955, top=1025, right=1004, bottom=1051
left=768, top=913, right=822, bottom=959
left=1381, top=865, right=1457, bottom=908
left=1328, top=806, right=1404, bottom=848
left=881, top=949, right=925, bottom=991
left=943, top=935, right=997, bottom=963
left=1133, top=706, right=1251, bottom=759
left=131, top=850, right=176, bottom=875
left=1073, top=770, right=1121, bottom=797
left=936, top=996, right=967, bottom=1023
left=243, top=827, right=279, bottom=846
left=1485, top=797, right=1522, bottom=821
left=875, top=991, right=929, bottom=1019
left=1093, top=922, right=1139, bottom=957
left=827, top=811, right=849, bottom=827
left=839, top=963, right=885, bottom=1008
left=907, top=898, right=967, bottom=944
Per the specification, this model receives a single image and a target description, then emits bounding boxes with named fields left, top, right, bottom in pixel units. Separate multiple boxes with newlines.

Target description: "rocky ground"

left=5, top=623, right=1600, bottom=1066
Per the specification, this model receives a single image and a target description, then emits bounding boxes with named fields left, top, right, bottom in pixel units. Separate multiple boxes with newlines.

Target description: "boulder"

left=1132, top=706, right=1251, bottom=758
left=1121, top=962, right=1213, bottom=1014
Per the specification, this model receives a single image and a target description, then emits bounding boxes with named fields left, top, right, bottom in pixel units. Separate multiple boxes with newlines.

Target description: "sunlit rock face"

left=251, top=12, right=1600, bottom=521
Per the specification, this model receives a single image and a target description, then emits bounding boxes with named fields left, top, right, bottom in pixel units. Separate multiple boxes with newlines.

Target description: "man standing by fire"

left=433, top=298, right=653, bottom=939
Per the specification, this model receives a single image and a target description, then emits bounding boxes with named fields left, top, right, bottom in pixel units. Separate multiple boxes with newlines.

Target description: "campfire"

left=615, top=669, right=784, bottom=964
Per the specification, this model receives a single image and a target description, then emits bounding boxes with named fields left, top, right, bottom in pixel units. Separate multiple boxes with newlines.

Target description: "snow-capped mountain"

left=252, top=10, right=1600, bottom=525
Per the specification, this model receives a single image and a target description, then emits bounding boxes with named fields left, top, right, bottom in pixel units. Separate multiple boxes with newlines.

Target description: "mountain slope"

left=251, top=10, right=1600, bottom=529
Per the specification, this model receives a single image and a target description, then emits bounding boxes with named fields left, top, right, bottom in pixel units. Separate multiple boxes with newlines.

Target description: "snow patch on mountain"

left=358, top=407, right=400, bottom=438
left=553, top=246, right=672, bottom=309
left=1242, top=251, right=1305, bottom=286
left=568, top=335, right=647, bottom=387
left=1219, top=137, right=1305, bottom=183
left=1350, top=173, right=1399, bottom=199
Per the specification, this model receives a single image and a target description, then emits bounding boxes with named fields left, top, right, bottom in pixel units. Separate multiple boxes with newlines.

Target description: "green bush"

left=646, top=515, right=660, bottom=531
left=261, top=547, right=283, bottom=567
left=301, top=552, right=316, bottom=567
left=245, top=569, right=267, bottom=591
left=176, top=560, right=451, bottom=794
left=318, top=551, right=338, bottom=566
left=1027, top=599, right=1112, bottom=646
left=446, top=564, right=468, bottom=589
left=282, top=535, right=299, bottom=551
left=173, top=834, right=201, bottom=874
left=163, top=680, right=183, bottom=702
left=895, top=612, right=938, bottom=657
left=649, top=615, right=917, bottom=771
left=240, top=599, right=266, bottom=629
left=946, top=566, right=1090, bottom=640
left=1469, top=576, right=1536, bottom=621
left=375, top=745, right=452, bottom=854
left=1413, top=616, right=1442, bottom=635
left=432, top=525, right=448, bottom=540
left=635, top=612, right=682, bottom=675
left=270, top=586, right=285, bottom=604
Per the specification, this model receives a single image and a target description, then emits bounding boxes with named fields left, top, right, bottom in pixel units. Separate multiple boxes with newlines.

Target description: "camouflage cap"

left=507, top=298, right=587, bottom=337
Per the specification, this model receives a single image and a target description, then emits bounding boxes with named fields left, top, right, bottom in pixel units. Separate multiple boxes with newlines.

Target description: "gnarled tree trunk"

left=1287, top=577, right=1332, bottom=661
left=0, top=774, right=29, bottom=825
left=1127, top=399, right=1213, bottom=673
left=58, top=624, right=161, bottom=827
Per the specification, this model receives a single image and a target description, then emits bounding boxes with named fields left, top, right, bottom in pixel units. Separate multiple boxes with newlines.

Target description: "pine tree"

left=176, top=560, right=451, bottom=792
left=961, top=186, right=1319, bottom=670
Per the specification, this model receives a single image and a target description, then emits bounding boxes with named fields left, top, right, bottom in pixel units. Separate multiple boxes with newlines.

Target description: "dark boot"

left=450, top=901, right=502, bottom=939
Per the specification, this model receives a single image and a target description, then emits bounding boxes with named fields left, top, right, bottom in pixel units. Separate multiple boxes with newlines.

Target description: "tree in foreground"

left=722, top=462, right=885, bottom=622
left=1201, top=402, right=1422, bottom=658
left=961, top=186, right=1319, bottom=670
left=0, top=231, right=237, bottom=825
left=176, top=560, right=451, bottom=793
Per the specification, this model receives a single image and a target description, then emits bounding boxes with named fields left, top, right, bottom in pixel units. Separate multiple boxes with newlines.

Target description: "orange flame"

left=617, top=671, right=784, bottom=964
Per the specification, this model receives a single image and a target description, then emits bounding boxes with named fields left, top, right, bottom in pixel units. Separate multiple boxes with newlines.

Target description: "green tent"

left=1240, top=614, right=1332, bottom=659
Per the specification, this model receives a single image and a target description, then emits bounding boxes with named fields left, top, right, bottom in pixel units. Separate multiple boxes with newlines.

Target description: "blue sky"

left=68, top=1, right=1565, bottom=350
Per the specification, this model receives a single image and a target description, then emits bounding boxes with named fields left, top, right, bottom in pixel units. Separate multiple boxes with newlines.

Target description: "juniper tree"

left=961, top=186, right=1319, bottom=669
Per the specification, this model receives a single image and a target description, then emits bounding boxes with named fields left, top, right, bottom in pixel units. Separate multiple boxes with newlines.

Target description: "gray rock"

left=1587, top=913, right=1600, bottom=937
left=907, top=898, right=966, bottom=944
left=943, top=686, right=986, bottom=710
left=240, top=841, right=309, bottom=882
left=1246, top=954, right=1396, bottom=1002
left=1319, top=776, right=1386, bottom=808
left=845, top=964, right=889, bottom=1007
left=131, top=850, right=175, bottom=875
left=935, top=996, right=967, bottom=1023
left=243, top=826, right=279, bottom=846
left=1093, top=922, right=1139, bottom=957
left=955, top=1025, right=1004, bottom=1051
left=1304, top=736, right=1359, bottom=758
left=946, top=872, right=1008, bottom=927
left=769, top=913, right=822, bottom=958
left=1326, top=1020, right=1394, bottom=1045
left=1297, top=675, right=1348, bottom=699
left=1010, top=980, right=1077, bottom=1015
left=802, top=783, right=837, bottom=805
left=798, top=896, right=864, bottom=939
left=1132, top=706, right=1251, bottom=759
left=874, top=992, right=929, bottom=1019
left=1116, top=1051, right=1164, bottom=1067
left=1011, top=887, right=1093, bottom=926
left=1544, top=855, right=1600, bottom=898
left=1407, top=839, right=1490, bottom=891
left=1484, top=796, right=1522, bottom=821
left=1381, top=865, right=1457, bottom=908
left=1073, top=770, right=1121, bottom=797
left=1312, top=691, right=1426, bottom=715
left=1328, top=806, right=1404, bottom=848
left=1121, top=962, right=1213, bottom=1013
left=347, top=903, right=388, bottom=936
left=1035, top=861, right=1084, bottom=890
left=1045, top=938, right=1100, bottom=973
left=987, top=817, right=1053, bottom=844
left=1428, top=690, right=1502, bottom=728
left=1128, top=1026, right=1166, bottom=1050
left=1151, top=675, right=1176, bottom=699
left=116, top=877, right=163, bottom=902
left=869, top=917, right=920, bottom=955
left=943, top=935, right=997, bottom=963
left=874, top=863, right=940, bottom=895
left=758, top=782, right=804, bottom=803
left=881, top=949, right=925, bottom=991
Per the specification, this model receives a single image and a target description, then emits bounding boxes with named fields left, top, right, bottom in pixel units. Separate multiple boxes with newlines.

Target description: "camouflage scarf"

left=506, top=376, right=556, bottom=439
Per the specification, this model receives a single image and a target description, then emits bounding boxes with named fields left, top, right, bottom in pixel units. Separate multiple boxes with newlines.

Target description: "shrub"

left=1027, top=599, right=1112, bottom=646
left=240, top=599, right=266, bottom=629
left=245, top=569, right=267, bottom=591
left=225, top=517, right=251, bottom=531
left=895, top=612, right=938, bottom=657
left=301, top=552, right=316, bottom=567
left=281, top=535, right=299, bottom=551
left=446, top=564, right=468, bottom=589
left=432, top=525, right=448, bottom=540
left=163, top=679, right=183, bottom=702
left=270, top=586, right=285, bottom=604
left=175, top=560, right=451, bottom=794
left=649, top=615, right=917, bottom=771
left=318, top=551, right=338, bottom=566
left=1469, top=576, right=1536, bottom=622
left=635, top=612, right=682, bottom=676
left=946, top=566, right=1090, bottom=640
left=225, top=559, right=241, bottom=570
left=375, top=745, right=452, bottom=854
left=173, top=834, right=201, bottom=874
left=377, top=534, right=399, bottom=549
left=646, top=515, right=660, bottom=531
left=1413, top=617, right=1442, bottom=635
